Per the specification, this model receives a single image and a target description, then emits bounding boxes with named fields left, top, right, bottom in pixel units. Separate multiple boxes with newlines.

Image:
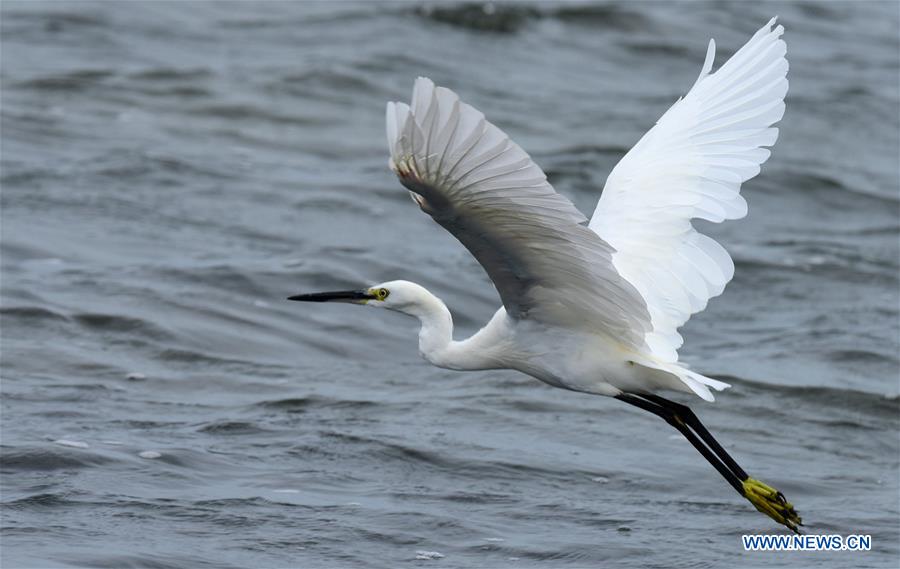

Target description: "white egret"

left=290, top=18, right=801, bottom=532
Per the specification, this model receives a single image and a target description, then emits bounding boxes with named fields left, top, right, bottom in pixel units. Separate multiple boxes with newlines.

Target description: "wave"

left=73, top=312, right=175, bottom=341
left=253, top=395, right=378, bottom=412
left=417, top=3, right=539, bottom=34
left=718, top=374, right=900, bottom=418
left=415, top=3, right=649, bottom=34
left=1, top=447, right=116, bottom=472
left=15, top=69, right=114, bottom=92
left=196, top=421, right=269, bottom=435
left=0, top=305, right=69, bottom=322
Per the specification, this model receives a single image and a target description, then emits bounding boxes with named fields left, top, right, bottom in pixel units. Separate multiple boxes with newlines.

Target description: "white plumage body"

left=379, top=18, right=787, bottom=403
left=495, top=312, right=690, bottom=397
left=394, top=285, right=699, bottom=398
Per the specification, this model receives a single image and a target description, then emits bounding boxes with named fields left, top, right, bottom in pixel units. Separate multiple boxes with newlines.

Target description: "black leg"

left=615, top=393, right=744, bottom=493
left=615, top=391, right=803, bottom=533
left=638, top=393, right=749, bottom=481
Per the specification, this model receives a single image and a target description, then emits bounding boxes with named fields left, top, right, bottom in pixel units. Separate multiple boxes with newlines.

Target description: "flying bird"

left=290, top=18, right=800, bottom=532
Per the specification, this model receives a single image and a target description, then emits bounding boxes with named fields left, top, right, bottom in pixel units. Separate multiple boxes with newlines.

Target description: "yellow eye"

left=376, top=288, right=389, bottom=301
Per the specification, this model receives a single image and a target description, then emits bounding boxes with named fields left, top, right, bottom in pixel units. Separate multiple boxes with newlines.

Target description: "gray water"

left=2, top=1, right=899, bottom=568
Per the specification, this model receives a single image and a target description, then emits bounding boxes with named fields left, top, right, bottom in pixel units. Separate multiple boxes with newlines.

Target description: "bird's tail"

left=674, top=366, right=731, bottom=402
left=633, top=355, right=731, bottom=402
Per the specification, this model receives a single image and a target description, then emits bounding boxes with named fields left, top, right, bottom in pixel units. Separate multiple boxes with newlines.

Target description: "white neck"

left=406, top=290, right=499, bottom=371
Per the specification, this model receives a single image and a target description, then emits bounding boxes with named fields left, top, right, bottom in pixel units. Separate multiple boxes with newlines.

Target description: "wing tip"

left=767, top=16, right=786, bottom=39
left=410, top=76, right=436, bottom=115
left=691, top=38, right=717, bottom=89
left=413, top=76, right=436, bottom=97
left=385, top=100, right=413, bottom=158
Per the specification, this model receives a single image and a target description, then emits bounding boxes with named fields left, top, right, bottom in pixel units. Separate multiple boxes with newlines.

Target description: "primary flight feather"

left=591, top=17, right=788, bottom=363
left=291, top=18, right=801, bottom=533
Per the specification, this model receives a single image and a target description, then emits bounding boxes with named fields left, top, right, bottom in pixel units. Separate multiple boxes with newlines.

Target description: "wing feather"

left=386, top=78, right=652, bottom=348
left=589, top=18, right=788, bottom=362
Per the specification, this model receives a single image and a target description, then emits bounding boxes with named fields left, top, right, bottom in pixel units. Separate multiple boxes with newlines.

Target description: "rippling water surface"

left=2, top=1, right=898, bottom=568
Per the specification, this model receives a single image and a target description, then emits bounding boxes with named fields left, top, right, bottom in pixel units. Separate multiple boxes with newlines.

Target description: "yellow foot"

left=742, top=478, right=803, bottom=533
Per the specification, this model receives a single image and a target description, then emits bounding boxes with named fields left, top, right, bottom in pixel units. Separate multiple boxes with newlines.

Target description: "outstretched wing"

left=590, top=18, right=788, bottom=362
left=386, top=77, right=651, bottom=348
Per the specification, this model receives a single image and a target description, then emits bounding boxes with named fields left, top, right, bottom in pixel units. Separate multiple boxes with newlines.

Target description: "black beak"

left=287, top=290, right=374, bottom=304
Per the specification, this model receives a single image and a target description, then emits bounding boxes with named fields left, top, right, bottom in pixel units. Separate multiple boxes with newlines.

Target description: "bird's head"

left=288, top=280, right=436, bottom=316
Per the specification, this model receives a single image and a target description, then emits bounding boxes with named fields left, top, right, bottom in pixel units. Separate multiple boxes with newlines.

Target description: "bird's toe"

left=742, top=477, right=803, bottom=534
